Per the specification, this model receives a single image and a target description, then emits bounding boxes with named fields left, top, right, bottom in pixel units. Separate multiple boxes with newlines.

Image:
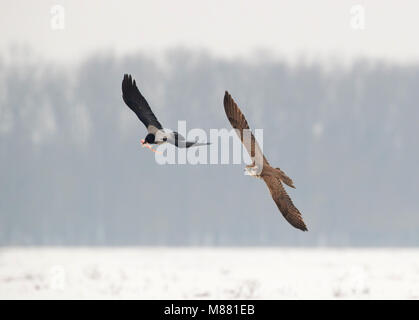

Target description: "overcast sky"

left=1, top=0, right=419, bottom=65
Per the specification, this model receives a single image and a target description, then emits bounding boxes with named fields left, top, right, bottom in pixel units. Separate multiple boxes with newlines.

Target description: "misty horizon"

left=1, top=47, right=418, bottom=246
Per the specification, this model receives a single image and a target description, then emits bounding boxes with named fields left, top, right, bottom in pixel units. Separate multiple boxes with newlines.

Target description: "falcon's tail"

left=273, top=168, right=295, bottom=189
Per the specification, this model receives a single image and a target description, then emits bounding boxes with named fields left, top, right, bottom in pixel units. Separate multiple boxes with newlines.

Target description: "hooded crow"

left=122, top=74, right=210, bottom=151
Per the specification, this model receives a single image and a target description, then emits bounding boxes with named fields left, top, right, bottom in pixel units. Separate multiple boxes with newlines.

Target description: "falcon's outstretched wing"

left=223, top=91, right=267, bottom=165
left=122, top=74, right=163, bottom=130
left=263, top=175, right=308, bottom=231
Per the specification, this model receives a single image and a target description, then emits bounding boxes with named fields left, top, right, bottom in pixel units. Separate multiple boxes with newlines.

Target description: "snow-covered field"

left=0, top=247, right=418, bottom=299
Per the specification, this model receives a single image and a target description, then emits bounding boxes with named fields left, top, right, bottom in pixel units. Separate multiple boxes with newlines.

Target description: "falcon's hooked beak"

left=140, top=139, right=162, bottom=154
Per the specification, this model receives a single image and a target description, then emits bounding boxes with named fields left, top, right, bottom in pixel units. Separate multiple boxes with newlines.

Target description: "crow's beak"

left=140, top=140, right=162, bottom=154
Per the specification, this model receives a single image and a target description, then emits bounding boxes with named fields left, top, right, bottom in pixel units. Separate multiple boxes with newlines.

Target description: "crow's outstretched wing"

left=122, top=74, right=163, bottom=130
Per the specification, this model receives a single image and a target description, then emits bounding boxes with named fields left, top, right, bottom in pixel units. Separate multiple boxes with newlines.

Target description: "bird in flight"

left=122, top=74, right=209, bottom=151
left=223, top=91, right=308, bottom=231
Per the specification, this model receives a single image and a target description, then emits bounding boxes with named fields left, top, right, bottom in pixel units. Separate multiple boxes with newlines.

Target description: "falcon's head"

left=244, top=164, right=262, bottom=178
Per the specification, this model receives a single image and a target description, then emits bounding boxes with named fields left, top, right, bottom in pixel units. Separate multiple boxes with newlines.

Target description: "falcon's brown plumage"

left=223, top=91, right=308, bottom=231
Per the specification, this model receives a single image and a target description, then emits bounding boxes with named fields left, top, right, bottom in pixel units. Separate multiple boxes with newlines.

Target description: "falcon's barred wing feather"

left=262, top=176, right=308, bottom=231
left=223, top=91, right=268, bottom=165
left=122, top=74, right=163, bottom=129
